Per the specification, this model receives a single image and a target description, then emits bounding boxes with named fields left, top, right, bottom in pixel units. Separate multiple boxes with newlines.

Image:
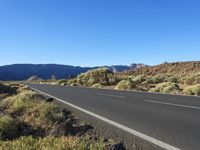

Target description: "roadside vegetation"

left=38, top=66, right=200, bottom=96
left=0, top=83, right=124, bottom=150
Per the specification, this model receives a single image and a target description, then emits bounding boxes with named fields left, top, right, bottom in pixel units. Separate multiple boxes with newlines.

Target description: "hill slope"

left=124, top=61, right=200, bottom=76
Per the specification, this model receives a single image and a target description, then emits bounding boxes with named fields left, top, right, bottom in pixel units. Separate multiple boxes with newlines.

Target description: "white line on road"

left=144, top=99, right=200, bottom=110
left=30, top=86, right=181, bottom=150
left=96, top=93, right=126, bottom=98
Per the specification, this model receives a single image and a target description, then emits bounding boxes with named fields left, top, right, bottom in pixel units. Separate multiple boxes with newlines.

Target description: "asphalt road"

left=27, top=83, right=200, bottom=150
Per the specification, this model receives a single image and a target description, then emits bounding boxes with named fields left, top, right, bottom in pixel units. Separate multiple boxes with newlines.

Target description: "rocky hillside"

left=124, top=61, right=200, bottom=76
left=0, top=64, right=144, bottom=81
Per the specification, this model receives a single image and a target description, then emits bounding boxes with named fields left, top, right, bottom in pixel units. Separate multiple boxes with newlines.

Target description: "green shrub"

left=77, top=68, right=115, bottom=86
left=115, top=80, right=132, bottom=90
left=181, top=73, right=200, bottom=85
left=150, top=82, right=179, bottom=94
left=0, top=115, right=20, bottom=140
left=67, top=79, right=77, bottom=85
left=10, top=92, right=44, bottom=114
left=91, top=84, right=104, bottom=88
left=132, top=75, right=145, bottom=83
left=87, top=78, right=96, bottom=86
left=57, top=79, right=68, bottom=85
left=89, top=138, right=105, bottom=150
left=194, top=76, right=200, bottom=84
left=39, top=103, right=65, bottom=123
left=183, top=85, right=200, bottom=96
left=0, top=83, right=16, bottom=94
left=193, top=72, right=200, bottom=84
left=146, top=75, right=165, bottom=84
left=162, top=85, right=178, bottom=93
left=77, top=74, right=89, bottom=86
left=165, top=76, right=179, bottom=83
left=184, top=76, right=195, bottom=85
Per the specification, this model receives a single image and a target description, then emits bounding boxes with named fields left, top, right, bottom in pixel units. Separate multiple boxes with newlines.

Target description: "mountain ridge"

left=0, top=63, right=143, bottom=81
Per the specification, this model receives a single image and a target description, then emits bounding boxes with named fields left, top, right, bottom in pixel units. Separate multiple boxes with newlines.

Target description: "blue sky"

left=0, top=0, right=200, bottom=67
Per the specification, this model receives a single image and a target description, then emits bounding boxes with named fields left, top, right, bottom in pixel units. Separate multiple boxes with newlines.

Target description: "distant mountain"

left=0, top=64, right=144, bottom=81
left=0, top=64, right=91, bottom=81
left=104, top=64, right=147, bottom=73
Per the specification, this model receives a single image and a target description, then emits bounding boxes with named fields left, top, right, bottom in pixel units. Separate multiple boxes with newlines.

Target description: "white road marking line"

left=30, top=86, right=181, bottom=150
left=144, top=99, right=200, bottom=110
left=74, top=90, right=89, bottom=94
left=96, top=93, right=126, bottom=98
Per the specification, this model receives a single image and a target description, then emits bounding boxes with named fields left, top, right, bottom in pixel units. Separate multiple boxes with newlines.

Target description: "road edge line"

left=30, top=86, right=181, bottom=150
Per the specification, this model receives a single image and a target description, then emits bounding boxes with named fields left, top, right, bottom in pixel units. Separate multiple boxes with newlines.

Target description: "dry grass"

left=0, top=115, right=20, bottom=140
left=115, top=80, right=132, bottom=90
left=150, top=82, right=180, bottom=94
left=0, top=136, right=107, bottom=150
left=183, top=85, right=200, bottom=96
left=0, top=136, right=80, bottom=150
left=0, top=84, right=116, bottom=150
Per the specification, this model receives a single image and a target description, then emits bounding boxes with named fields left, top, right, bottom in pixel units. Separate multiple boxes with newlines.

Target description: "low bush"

left=38, top=103, right=65, bottom=123
left=10, top=92, right=44, bottom=114
left=91, top=83, right=104, bottom=88
left=16, top=85, right=30, bottom=93
left=77, top=68, right=116, bottom=86
left=115, top=80, right=132, bottom=90
left=165, top=76, right=179, bottom=83
left=67, top=79, right=77, bottom=85
left=184, top=76, right=195, bottom=85
left=183, top=85, right=200, bottom=96
left=182, top=73, right=200, bottom=85
left=0, top=83, right=16, bottom=94
left=150, top=82, right=180, bottom=94
left=131, top=75, right=145, bottom=83
left=0, top=115, right=20, bottom=140
left=57, top=79, right=68, bottom=86
left=146, top=75, right=165, bottom=84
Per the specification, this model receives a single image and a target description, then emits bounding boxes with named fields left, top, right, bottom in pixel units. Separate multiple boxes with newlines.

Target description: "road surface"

left=27, top=83, right=200, bottom=150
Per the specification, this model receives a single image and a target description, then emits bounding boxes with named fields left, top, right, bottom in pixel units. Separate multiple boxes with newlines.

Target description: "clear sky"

left=0, top=0, right=200, bottom=67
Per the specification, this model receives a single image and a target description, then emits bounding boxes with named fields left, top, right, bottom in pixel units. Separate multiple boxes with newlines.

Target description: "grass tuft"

left=0, top=115, right=20, bottom=140
left=150, top=82, right=180, bottom=94
left=38, top=103, right=65, bottom=123
left=183, top=84, right=200, bottom=96
left=0, top=136, right=79, bottom=150
left=115, top=80, right=133, bottom=90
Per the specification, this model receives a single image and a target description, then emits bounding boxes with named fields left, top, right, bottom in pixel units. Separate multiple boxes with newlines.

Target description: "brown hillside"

left=124, top=61, right=200, bottom=76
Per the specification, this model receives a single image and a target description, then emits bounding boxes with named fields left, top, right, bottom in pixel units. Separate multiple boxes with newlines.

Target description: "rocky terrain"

left=124, top=61, right=200, bottom=76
